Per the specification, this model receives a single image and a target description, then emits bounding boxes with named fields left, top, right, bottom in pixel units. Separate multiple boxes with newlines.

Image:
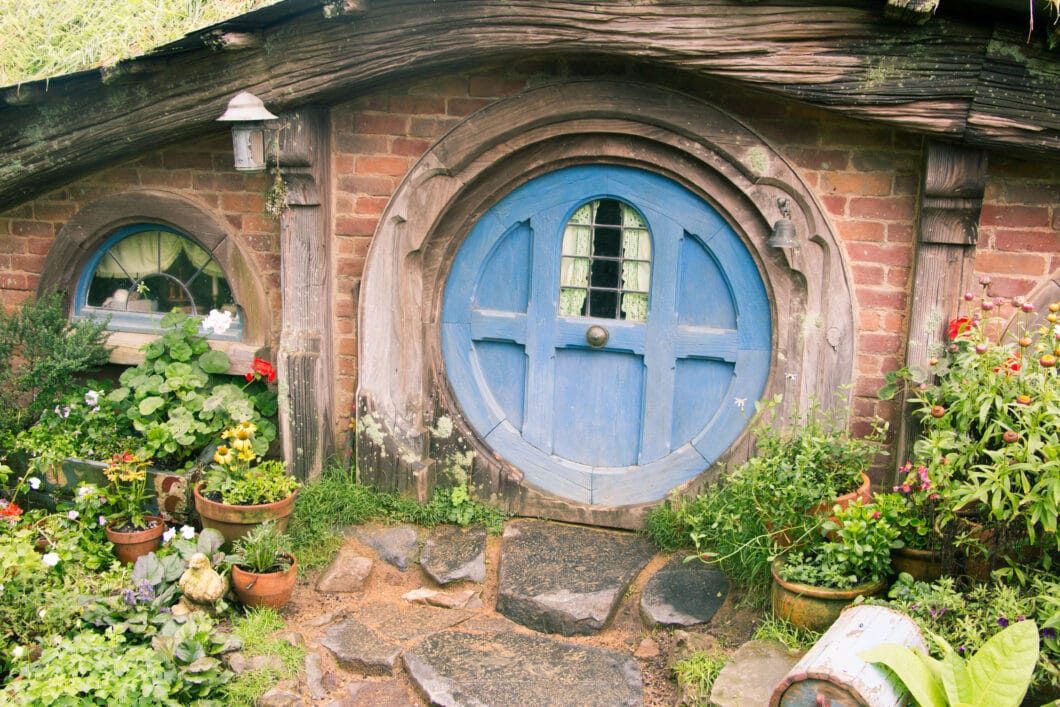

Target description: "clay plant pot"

left=891, top=545, right=943, bottom=582
left=105, top=516, right=166, bottom=565
left=193, top=484, right=296, bottom=544
left=770, top=558, right=885, bottom=633
left=231, top=553, right=298, bottom=609
left=770, top=472, right=873, bottom=547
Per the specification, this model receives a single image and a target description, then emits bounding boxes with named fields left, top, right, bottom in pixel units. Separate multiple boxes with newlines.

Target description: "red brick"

left=32, top=202, right=77, bottom=221
left=887, top=223, right=914, bottom=243
left=337, top=356, right=357, bottom=375
left=858, top=310, right=881, bottom=330
left=851, top=263, right=885, bottom=285
left=355, top=113, right=409, bottom=135
left=192, top=173, right=248, bottom=192
left=12, top=220, right=53, bottom=237
left=980, top=204, right=1050, bottom=229
left=242, top=214, right=279, bottom=234
left=975, top=251, right=1047, bottom=276
left=391, top=137, right=432, bottom=158
left=856, top=353, right=885, bottom=377
left=26, top=238, right=53, bottom=255
left=1, top=289, right=33, bottom=310
left=241, top=233, right=276, bottom=252
left=468, top=75, right=526, bottom=97
left=353, top=196, right=390, bottom=216
left=349, top=94, right=390, bottom=112
left=846, top=243, right=912, bottom=268
left=882, top=312, right=904, bottom=332
left=355, top=155, right=409, bottom=177
left=409, top=75, right=468, bottom=96
left=1003, top=181, right=1060, bottom=205
left=337, top=337, right=358, bottom=355
left=892, top=175, right=918, bottom=197
left=388, top=95, right=446, bottom=115
left=96, top=168, right=141, bottom=185
left=409, top=116, right=460, bottom=138
left=334, top=298, right=355, bottom=318
left=336, top=237, right=371, bottom=256
left=978, top=276, right=1034, bottom=299
left=857, top=289, right=907, bottom=309
left=842, top=220, right=885, bottom=242
left=338, top=175, right=397, bottom=196
left=162, top=151, right=213, bottom=170
left=0, top=273, right=33, bottom=290
left=820, top=172, right=892, bottom=197
left=334, top=155, right=357, bottom=174
left=336, top=256, right=366, bottom=277
left=886, top=268, right=910, bottom=288
left=1053, top=210, right=1060, bottom=231
left=220, top=192, right=266, bottom=212
left=11, top=254, right=46, bottom=271
left=992, top=228, right=1060, bottom=253
left=446, top=97, right=493, bottom=117
left=335, top=134, right=390, bottom=154
left=848, top=197, right=915, bottom=221
left=787, top=148, right=850, bottom=171
left=860, top=331, right=902, bottom=355
left=336, top=317, right=354, bottom=335
left=139, top=170, right=191, bottom=189
left=0, top=235, right=24, bottom=253
left=336, top=217, right=379, bottom=237
left=822, top=195, right=847, bottom=216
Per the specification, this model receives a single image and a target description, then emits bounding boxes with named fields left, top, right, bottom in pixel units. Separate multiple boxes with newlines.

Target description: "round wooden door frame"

left=357, top=80, right=855, bottom=528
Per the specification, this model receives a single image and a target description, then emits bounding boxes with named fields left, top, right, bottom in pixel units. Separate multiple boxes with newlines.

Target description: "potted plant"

left=771, top=499, right=900, bottom=632
left=679, top=394, right=885, bottom=593
left=228, top=520, right=297, bottom=609
left=193, top=420, right=300, bottom=543
left=102, top=451, right=166, bottom=565
left=874, top=462, right=945, bottom=581
left=905, top=282, right=1060, bottom=580
left=108, top=310, right=278, bottom=472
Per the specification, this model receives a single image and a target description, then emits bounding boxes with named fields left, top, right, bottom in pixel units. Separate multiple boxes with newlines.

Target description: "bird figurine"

left=178, top=552, right=226, bottom=604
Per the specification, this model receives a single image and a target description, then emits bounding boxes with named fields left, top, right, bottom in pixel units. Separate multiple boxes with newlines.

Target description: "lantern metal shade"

left=217, top=91, right=279, bottom=172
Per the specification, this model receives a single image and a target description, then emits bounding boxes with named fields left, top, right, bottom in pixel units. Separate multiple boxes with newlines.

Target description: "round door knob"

left=585, top=325, right=609, bottom=348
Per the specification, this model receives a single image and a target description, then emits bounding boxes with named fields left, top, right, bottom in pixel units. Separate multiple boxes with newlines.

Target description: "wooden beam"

left=884, top=0, right=939, bottom=25
left=0, top=0, right=1058, bottom=213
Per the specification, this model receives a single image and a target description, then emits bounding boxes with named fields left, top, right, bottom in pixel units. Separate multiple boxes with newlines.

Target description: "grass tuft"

left=0, top=0, right=278, bottom=85
left=224, top=607, right=305, bottom=706
left=672, top=651, right=729, bottom=704
left=751, top=614, right=820, bottom=651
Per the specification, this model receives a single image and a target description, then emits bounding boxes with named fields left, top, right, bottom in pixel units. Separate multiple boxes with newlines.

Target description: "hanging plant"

left=264, top=164, right=288, bottom=219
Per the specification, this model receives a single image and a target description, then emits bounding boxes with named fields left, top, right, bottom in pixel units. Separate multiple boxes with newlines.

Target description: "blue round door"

left=442, top=165, right=770, bottom=505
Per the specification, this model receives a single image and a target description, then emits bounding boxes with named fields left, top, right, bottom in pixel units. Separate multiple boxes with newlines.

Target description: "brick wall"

left=3, top=62, right=1057, bottom=468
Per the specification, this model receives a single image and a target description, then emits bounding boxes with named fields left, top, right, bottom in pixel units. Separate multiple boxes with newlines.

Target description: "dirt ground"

left=270, top=528, right=761, bottom=706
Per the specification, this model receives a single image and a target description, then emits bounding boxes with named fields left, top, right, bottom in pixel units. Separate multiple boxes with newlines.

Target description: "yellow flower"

left=214, top=445, right=234, bottom=465
left=221, top=427, right=235, bottom=440
left=231, top=437, right=252, bottom=452
left=237, top=448, right=256, bottom=463
left=237, top=420, right=257, bottom=435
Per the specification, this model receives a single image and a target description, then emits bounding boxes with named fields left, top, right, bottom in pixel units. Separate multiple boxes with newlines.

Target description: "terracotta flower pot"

left=231, top=553, right=298, bottom=609
left=105, top=516, right=165, bottom=565
left=770, top=558, right=885, bottom=633
left=891, top=545, right=943, bottom=581
left=770, top=472, right=872, bottom=547
left=193, top=484, right=296, bottom=544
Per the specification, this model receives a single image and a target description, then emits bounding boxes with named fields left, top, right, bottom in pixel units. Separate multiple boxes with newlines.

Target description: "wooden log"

left=884, top=0, right=939, bottom=25
left=0, top=0, right=1058, bottom=213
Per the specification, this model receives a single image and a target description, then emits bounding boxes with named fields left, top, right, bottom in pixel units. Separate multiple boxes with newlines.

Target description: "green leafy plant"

left=677, top=394, right=886, bottom=595
left=200, top=420, right=299, bottom=505
left=0, top=292, right=112, bottom=447
left=672, top=652, right=729, bottom=705
left=872, top=462, right=942, bottom=552
left=231, top=520, right=292, bottom=574
left=102, top=450, right=153, bottom=530
left=109, top=310, right=278, bottom=470
left=902, top=284, right=1060, bottom=573
left=861, top=618, right=1040, bottom=707
left=778, top=499, right=901, bottom=589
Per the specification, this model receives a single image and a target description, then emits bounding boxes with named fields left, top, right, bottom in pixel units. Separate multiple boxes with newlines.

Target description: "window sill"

left=106, top=331, right=267, bottom=375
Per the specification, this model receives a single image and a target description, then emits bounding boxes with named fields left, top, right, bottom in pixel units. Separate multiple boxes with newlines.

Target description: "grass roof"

left=0, top=0, right=279, bottom=86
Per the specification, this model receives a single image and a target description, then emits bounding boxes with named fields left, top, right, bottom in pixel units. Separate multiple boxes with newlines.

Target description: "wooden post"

left=276, top=106, right=334, bottom=481
left=897, top=141, right=987, bottom=470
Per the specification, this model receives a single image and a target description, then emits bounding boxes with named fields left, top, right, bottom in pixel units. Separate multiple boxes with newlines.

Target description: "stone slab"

left=709, top=640, right=804, bottom=707
left=497, top=519, right=655, bottom=636
left=403, top=631, right=643, bottom=707
left=355, top=524, right=419, bottom=571
left=420, top=524, right=487, bottom=585
left=334, top=680, right=419, bottom=707
left=358, top=601, right=472, bottom=642
left=316, top=549, right=373, bottom=593
left=639, top=555, right=729, bottom=628
left=319, top=616, right=403, bottom=676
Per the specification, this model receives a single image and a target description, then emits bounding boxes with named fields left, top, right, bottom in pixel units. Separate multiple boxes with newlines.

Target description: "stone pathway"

left=249, top=518, right=789, bottom=706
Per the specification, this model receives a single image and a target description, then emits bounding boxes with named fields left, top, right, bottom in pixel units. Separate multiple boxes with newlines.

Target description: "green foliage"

left=224, top=608, right=305, bottom=706
left=644, top=499, right=689, bottom=552
left=4, top=630, right=183, bottom=705
left=675, top=394, right=885, bottom=595
left=231, top=520, right=292, bottom=574
left=909, top=288, right=1060, bottom=559
left=672, top=651, right=729, bottom=705
left=0, top=0, right=278, bottom=85
left=862, top=619, right=1040, bottom=707
left=752, top=614, right=821, bottom=651
left=0, top=292, right=112, bottom=446
left=869, top=573, right=1060, bottom=692
left=111, top=311, right=277, bottom=469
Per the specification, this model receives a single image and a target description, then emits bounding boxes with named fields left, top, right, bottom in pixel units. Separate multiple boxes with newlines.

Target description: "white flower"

left=11, top=646, right=23, bottom=659
left=733, top=397, right=746, bottom=412
left=41, top=553, right=59, bottom=567
left=202, top=309, right=234, bottom=335
left=27, top=477, right=41, bottom=490
left=84, top=390, right=100, bottom=407
left=98, top=515, right=107, bottom=526
left=180, top=525, right=196, bottom=540
left=162, top=527, right=176, bottom=544
left=67, top=510, right=79, bottom=521
left=77, top=484, right=97, bottom=498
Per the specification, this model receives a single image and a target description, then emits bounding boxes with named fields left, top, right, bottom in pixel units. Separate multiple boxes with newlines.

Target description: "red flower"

left=947, top=317, right=973, bottom=340
left=250, top=357, right=277, bottom=383
left=993, top=353, right=1021, bottom=376
left=0, top=501, right=23, bottom=519
left=245, top=372, right=254, bottom=382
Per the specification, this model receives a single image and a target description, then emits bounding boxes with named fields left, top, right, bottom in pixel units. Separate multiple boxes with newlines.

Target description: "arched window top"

left=76, top=224, right=242, bottom=340
left=558, top=198, right=651, bottom=321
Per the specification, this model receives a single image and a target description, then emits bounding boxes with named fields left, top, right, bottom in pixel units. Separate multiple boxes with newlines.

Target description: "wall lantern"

left=216, top=91, right=279, bottom=172
left=767, top=197, right=798, bottom=249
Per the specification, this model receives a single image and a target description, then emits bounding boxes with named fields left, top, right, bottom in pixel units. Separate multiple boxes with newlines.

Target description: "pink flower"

left=900, top=483, right=911, bottom=493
